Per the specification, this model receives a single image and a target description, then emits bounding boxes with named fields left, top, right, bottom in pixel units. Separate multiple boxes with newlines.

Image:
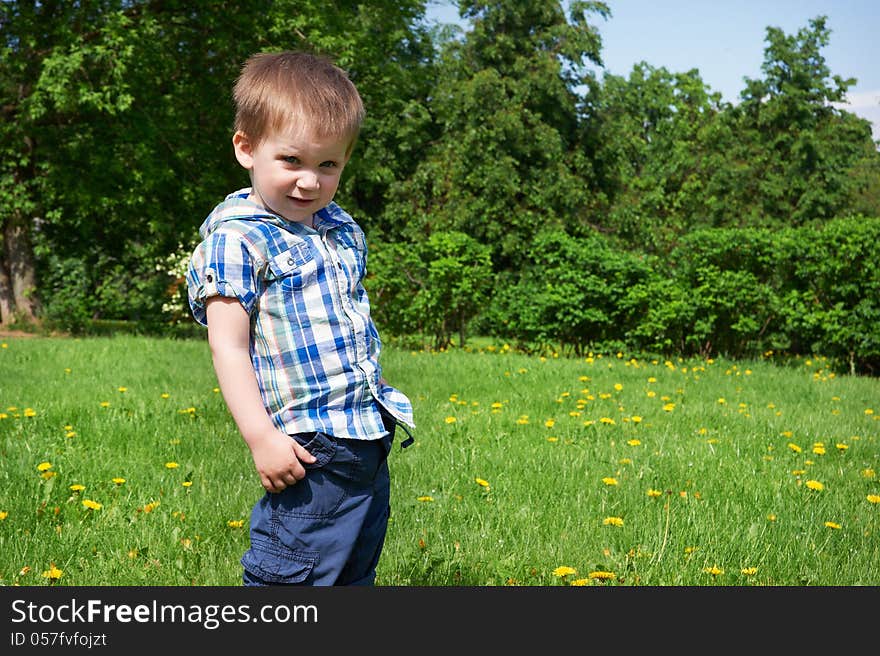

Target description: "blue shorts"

left=241, top=422, right=396, bottom=586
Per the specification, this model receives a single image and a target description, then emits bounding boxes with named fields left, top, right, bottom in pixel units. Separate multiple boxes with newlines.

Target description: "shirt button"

left=287, top=257, right=295, bottom=266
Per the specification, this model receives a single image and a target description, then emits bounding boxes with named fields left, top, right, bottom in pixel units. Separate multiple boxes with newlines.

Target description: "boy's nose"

left=298, top=171, right=320, bottom=190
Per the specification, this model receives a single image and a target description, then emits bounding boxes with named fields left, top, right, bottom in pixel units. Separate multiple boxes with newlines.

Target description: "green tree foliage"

left=382, top=0, right=609, bottom=266
left=699, top=16, right=877, bottom=227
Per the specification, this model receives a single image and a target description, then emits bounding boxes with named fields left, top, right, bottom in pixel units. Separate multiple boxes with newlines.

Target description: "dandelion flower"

left=867, top=494, right=880, bottom=504
left=552, top=566, right=577, bottom=577
left=41, top=564, right=63, bottom=580
left=69, top=484, right=85, bottom=492
left=444, top=416, right=457, bottom=424
left=112, top=477, right=126, bottom=485
left=475, top=478, right=490, bottom=489
left=703, top=566, right=724, bottom=576
left=805, top=480, right=824, bottom=491
left=647, top=489, right=662, bottom=498
left=602, top=477, right=618, bottom=486
left=182, top=481, right=193, bottom=488
left=82, top=499, right=102, bottom=510
left=227, top=520, right=245, bottom=528
left=118, top=386, right=127, bottom=393
left=165, top=462, right=179, bottom=469
left=787, top=443, right=802, bottom=453
left=627, top=439, right=641, bottom=446
left=37, top=462, right=52, bottom=472
left=100, top=401, right=110, bottom=408
left=544, top=419, right=556, bottom=428
left=662, top=403, right=675, bottom=412
left=570, top=578, right=590, bottom=586
left=631, top=416, right=642, bottom=423
left=24, top=408, right=37, bottom=417
left=588, top=571, right=616, bottom=580
left=614, top=383, right=623, bottom=391
left=142, top=501, right=160, bottom=513
left=599, top=417, right=615, bottom=425
left=417, top=496, right=434, bottom=502
left=824, top=521, right=841, bottom=529
left=741, top=567, right=758, bottom=576
left=0, top=511, right=8, bottom=520
left=602, top=516, right=624, bottom=527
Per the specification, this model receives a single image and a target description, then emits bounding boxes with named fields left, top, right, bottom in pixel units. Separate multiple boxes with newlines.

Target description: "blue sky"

left=425, top=1, right=880, bottom=140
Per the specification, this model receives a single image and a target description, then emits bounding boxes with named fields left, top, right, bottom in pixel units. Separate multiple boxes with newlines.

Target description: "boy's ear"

left=232, top=131, right=255, bottom=169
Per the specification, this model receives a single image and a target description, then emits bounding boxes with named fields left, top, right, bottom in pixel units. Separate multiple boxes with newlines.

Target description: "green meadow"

left=1, top=335, right=878, bottom=586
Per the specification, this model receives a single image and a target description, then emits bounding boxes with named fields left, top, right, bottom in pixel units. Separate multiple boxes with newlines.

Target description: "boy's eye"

left=282, top=156, right=300, bottom=165
left=320, top=161, right=338, bottom=169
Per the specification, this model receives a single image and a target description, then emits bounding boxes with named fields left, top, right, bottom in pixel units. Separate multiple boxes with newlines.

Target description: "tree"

left=700, top=16, right=879, bottom=227
left=381, top=0, right=610, bottom=268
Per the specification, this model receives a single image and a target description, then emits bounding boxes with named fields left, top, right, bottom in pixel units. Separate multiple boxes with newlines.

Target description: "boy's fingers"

left=292, top=441, right=316, bottom=463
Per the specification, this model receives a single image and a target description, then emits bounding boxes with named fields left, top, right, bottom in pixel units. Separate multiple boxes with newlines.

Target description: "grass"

left=1, top=335, right=878, bottom=586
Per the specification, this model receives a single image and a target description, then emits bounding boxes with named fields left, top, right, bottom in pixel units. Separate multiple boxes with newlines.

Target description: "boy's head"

left=231, top=51, right=364, bottom=225
left=233, top=50, right=365, bottom=156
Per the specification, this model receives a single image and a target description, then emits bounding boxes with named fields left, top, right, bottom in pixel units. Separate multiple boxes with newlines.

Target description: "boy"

left=186, top=50, right=414, bottom=586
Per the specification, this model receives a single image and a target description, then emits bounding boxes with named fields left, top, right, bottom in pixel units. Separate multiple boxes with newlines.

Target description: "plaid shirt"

left=187, top=188, right=414, bottom=442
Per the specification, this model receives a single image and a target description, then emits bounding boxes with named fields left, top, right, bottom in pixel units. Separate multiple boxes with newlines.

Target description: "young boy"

left=186, top=50, right=414, bottom=586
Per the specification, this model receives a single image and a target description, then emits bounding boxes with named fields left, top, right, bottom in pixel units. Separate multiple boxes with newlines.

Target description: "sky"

left=425, top=1, right=880, bottom=141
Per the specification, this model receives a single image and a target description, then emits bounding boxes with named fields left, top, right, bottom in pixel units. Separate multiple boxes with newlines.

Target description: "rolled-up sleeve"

left=186, top=229, right=262, bottom=326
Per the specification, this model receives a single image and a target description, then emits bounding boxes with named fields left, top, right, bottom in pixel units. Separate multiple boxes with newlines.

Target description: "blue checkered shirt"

left=186, top=188, right=414, bottom=441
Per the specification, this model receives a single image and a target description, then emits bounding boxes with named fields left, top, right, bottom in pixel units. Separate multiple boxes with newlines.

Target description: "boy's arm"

left=205, top=296, right=315, bottom=493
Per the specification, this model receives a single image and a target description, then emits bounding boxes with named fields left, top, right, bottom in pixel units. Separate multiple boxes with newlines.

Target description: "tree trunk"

left=0, top=241, right=14, bottom=324
left=2, top=216, right=41, bottom=323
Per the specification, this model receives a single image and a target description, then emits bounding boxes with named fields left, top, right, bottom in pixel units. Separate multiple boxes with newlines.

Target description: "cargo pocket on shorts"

left=240, top=537, right=318, bottom=585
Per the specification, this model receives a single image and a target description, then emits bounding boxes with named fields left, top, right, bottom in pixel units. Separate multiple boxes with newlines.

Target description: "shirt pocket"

left=266, top=242, right=318, bottom=289
left=333, top=229, right=367, bottom=280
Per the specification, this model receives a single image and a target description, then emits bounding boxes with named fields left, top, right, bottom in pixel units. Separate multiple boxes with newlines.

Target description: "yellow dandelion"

left=866, top=409, right=875, bottom=415
left=227, top=520, right=245, bottom=528
left=475, top=477, right=490, bottom=489
left=112, top=477, right=126, bottom=485
left=0, top=511, right=8, bottom=520
left=100, top=401, right=110, bottom=408
left=444, top=416, right=457, bottom=424
left=647, top=489, right=662, bottom=498
left=588, top=571, right=616, bottom=580
left=544, top=419, right=556, bottom=428
left=165, top=462, right=179, bottom=469
left=69, top=484, right=85, bottom=492
left=741, top=567, right=758, bottom=576
left=631, top=416, right=642, bottom=423
left=599, top=417, right=615, bottom=425
left=516, top=415, right=529, bottom=425
left=160, top=393, right=170, bottom=399
left=491, top=402, right=503, bottom=410
left=37, top=462, right=52, bottom=472
left=717, top=398, right=726, bottom=405
left=662, top=403, right=675, bottom=412
left=787, top=443, right=802, bottom=453
left=805, top=480, right=824, bottom=491
left=863, top=469, right=877, bottom=479
left=569, top=578, right=590, bottom=586
left=602, top=477, right=618, bottom=486
left=118, top=386, right=127, bottom=393
left=866, top=495, right=880, bottom=504
left=824, top=521, right=841, bottom=530
left=835, top=443, right=848, bottom=451
left=614, top=383, right=623, bottom=391
left=552, top=566, right=577, bottom=577
left=767, top=514, right=777, bottom=522
left=142, top=501, right=160, bottom=513
left=812, top=444, right=826, bottom=455
left=65, top=431, right=76, bottom=438
left=627, top=439, right=641, bottom=446
left=182, top=481, right=193, bottom=488
left=24, top=408, right=37, bottom=417
left=417, top=496, right=434, bottom=502
left=41, top=471, right=56, bottom=480
left=702, top=566, right=724, bottom=576
left=41, top=564, right=63, bottom=580
left=602, top=516, right=624, bottom=527
left=684, top=546, right=700, bottom=554
left=82, top=499, right=102, bottom=510
left=546, top=436, right=558, bottom=442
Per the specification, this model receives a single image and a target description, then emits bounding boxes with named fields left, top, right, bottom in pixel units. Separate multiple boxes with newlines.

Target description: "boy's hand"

left=248, top=428, right=316, bottom=493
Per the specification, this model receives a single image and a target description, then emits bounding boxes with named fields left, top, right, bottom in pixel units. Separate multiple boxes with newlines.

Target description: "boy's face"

left=232, top=126, right=350, bottom=225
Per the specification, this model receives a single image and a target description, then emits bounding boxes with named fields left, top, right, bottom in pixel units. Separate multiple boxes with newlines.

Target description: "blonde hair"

left=233, top=50, right=365, bottom=155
